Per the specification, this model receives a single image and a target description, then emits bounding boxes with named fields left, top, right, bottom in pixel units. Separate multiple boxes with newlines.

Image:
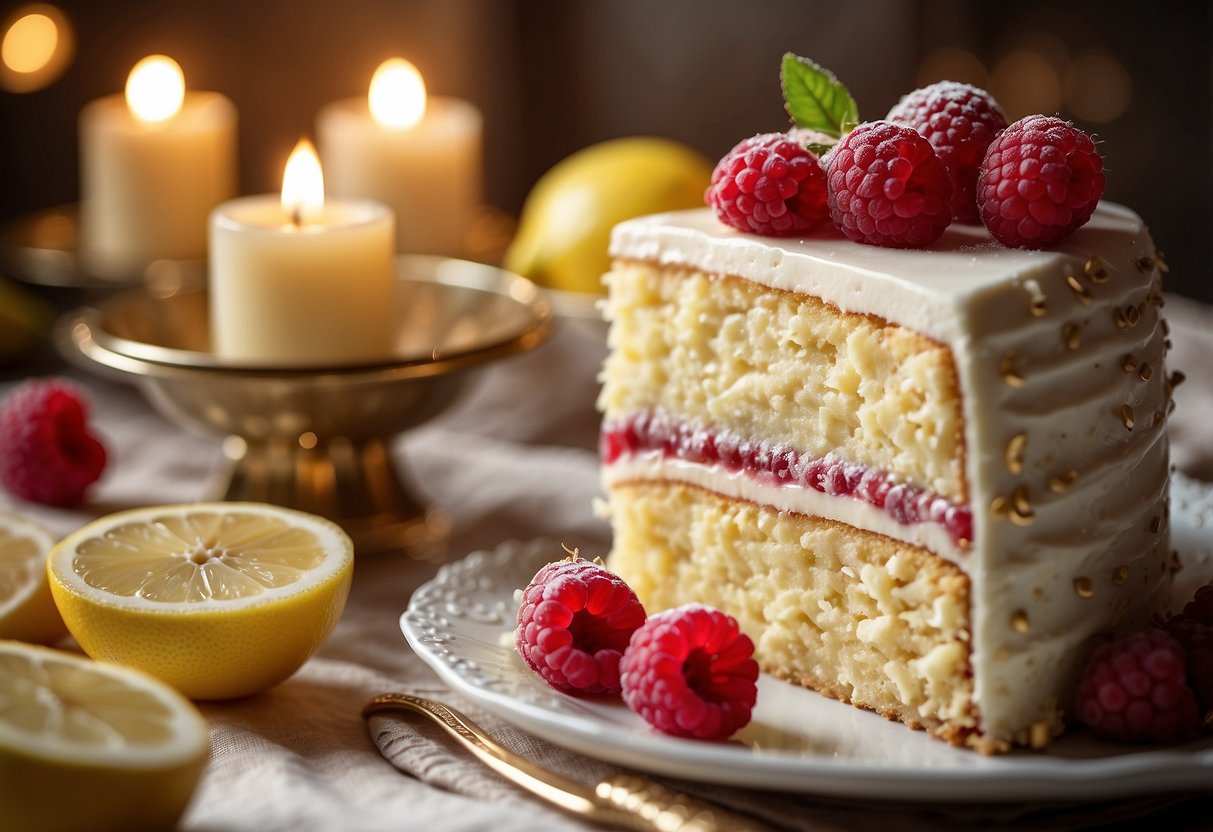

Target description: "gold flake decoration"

left=1112, top=565, right=1129, bottom=585
left=1048, top=470, right=1078, bottom=493
left=1000, top=351, right=1025, bottom=388
left=1155, top=249, right=1170, bottom=273
left=1121, top=354, right=1138, bottom=373
left=1029, top=296, right=1048, bottom=317
left=1005, top=434, right=1027, bottom=475
left=1124, top=305, right=1140, bottom=327
left=1120, top=405, right=1135, bottom=431
left=1113, top=597, right=1131, bottom=626
left=1062, top=323, right=1081, bottom=350
left=1011, top=610, right=1030, bottom=633
left=1073, top=577, right=1094, bottom=598
left=1065, top=274, right=1092, bottom=305
left=1136, top=256, right=1155, bottom=273
left=1139, top=363, right=1153, bottom=382
left=1010, top=485, right=1034, bottom=526
left=990, top=495, right=1010, bottom=519
left=1083, top=256, right=1108, bottom=282
left=1113, top=308, right=1128, bottom=329
left=1029, top=721, right=1052, bottom=750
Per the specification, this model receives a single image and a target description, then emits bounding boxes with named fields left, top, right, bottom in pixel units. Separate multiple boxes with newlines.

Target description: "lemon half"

left=0, top=640, right=210, bottom=832
left=0, top=510, right=66, bottom=644
left=48, top=503, right=353, bottom=700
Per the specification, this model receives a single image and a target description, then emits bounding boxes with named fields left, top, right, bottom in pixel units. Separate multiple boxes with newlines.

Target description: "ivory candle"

left=316, top=59, right=481, bottom=257
left=209, top=139, right=396, bottom=365
left=79, top=55, right=236, bottom=271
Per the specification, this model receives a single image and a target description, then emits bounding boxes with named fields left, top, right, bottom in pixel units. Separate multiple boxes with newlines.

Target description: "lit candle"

left=79, top=55, right=237, bottom=271
left=316, top=59, right=481, bottom=257
left=209, top=139, right=396, bottom=365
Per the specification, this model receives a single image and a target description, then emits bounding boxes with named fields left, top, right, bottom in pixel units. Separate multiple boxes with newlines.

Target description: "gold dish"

left=57, top=255, right=552, bottom=557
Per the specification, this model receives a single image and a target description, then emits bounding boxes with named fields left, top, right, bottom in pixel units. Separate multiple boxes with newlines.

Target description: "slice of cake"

left=599, top=203, right=1173, bottom=752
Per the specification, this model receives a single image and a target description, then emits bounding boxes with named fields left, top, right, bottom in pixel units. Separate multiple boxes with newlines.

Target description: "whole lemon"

left=505, top=137, right=713, bottom=295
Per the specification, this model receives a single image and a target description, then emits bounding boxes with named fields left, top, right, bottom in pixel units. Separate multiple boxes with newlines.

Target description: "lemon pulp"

left=0, top=511, right=65, bottom=644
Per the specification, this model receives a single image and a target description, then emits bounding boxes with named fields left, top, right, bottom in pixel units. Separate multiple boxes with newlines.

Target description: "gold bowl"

left=57, top=256, right=552, bottom=556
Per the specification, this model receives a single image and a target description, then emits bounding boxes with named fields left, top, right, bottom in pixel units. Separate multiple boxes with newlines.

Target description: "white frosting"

left=606, top=205, right=1172, bottom=743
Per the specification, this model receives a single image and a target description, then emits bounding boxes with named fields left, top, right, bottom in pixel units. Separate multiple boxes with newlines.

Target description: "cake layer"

left=606, top=482, right=985, bottom=749
left=600, top=262, right=965, bottom=501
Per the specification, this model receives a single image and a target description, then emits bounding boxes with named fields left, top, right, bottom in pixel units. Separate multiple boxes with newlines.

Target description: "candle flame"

left=281, top=138, right=324, bottom=224
left=368, top=58, right=426, bottom=129
left=125, top=55, right=185, bottom=123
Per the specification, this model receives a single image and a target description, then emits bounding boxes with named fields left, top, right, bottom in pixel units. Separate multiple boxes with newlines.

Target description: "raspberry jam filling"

left=601, top=413, right=973, bottom=547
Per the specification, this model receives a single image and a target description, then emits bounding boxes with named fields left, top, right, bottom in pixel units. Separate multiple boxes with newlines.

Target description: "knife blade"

left=362, top=692, right=767, bottom=832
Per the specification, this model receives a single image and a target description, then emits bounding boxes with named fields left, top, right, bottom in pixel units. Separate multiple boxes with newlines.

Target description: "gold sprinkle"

left=1000, top=351, right=1025, bottom=388
left=1029, top=295, right=1048, bottom=317
left=1124, top=305, right=1140, bottom=327
left=1073, top=577, right=1094, bottom=598
left=1066, top=274, right=1092, bottom=305
left=1113, top=597, right=1131, bottom=626
left=1138, top=362, right=1153, bottom=382
left=1011, top=610, right=1030, bottom=633
left=1010, top=485, right=1035, bottom=526
left=1113, top=308, right=1129, bottom=329
left=1049, top=470, right=1078, bottom=493
left=1113, top=565, right=1129, bottom=585
left=1120, top=404, right=1135, bottom=430
left=1084, top=256, right=1108, bottom=282
left=1062, top=323, right=1081, bottom=350
left=1136, top=256, right=1155, bottom=272
left=990, top=495, right=1010, bottom=519
left=1155, top=249, right=1170, bottom=273
left=1005, top=434, right=1027, bottom=475
left=1030, top=721, right=1052, bottom=750
left=1121, top=354, right=1138, bottom=373
left=1150, top=515, right=1162, bottom=533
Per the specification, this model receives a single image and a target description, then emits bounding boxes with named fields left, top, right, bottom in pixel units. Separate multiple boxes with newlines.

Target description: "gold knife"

left=363, top=693, right=768, bottom=832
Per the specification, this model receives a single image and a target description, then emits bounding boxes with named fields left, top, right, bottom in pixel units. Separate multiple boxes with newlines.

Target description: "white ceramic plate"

left=402, top=473, right=1213, bottom=802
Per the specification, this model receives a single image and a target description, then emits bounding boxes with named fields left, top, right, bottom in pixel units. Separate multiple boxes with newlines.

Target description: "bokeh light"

left=1065, top=51, right=1132, bottom=123
left=915, top=47, right=988, bottom=89
left=990, top=49, right=1062, bottom=119
left=0, top=4, right=73, bottom=93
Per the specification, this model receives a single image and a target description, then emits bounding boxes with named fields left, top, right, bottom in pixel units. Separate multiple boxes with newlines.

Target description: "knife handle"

left=596, top=773, right=767, bottom=832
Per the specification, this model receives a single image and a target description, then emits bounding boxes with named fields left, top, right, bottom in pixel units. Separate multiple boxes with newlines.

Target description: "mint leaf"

left=780, top=53, right=859, bottom=138
left=806, top=142, right=835, bottom=158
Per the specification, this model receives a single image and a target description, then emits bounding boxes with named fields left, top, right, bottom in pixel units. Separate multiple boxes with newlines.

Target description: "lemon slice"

left=48, top=502, right=353, bottom=700
left=0, top=640, right=209, bottom=832
left=0, top=511, right=66, bottom=644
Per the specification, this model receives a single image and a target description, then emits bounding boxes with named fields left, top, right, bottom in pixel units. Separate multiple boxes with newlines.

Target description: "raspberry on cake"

left=598, top=202, right=1172, bottom=753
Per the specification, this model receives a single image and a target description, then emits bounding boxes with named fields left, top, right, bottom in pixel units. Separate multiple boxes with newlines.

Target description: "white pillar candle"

left=209, top=139, right=396, bottom=366
left=79, top=55, right=237, bottom=272
left=316, top=59, right=481, bottom=257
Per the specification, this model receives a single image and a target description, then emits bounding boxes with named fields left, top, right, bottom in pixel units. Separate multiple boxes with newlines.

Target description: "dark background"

left=1, top=0, right=1209, bottom=300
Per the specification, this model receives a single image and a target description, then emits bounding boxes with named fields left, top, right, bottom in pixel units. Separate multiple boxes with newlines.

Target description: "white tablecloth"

left=5, top=299, right=1213, bottom=831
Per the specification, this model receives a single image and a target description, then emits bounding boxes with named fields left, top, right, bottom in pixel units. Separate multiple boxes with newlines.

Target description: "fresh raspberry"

left=0, top=379, right=107, bottom=506
left=886, top=81, right=1007, bottom=225
left=1165, top=616, right=1213, bottom=713
left=706, top=132, right=829, bottom=236
left=826, top=120, right=953, bottom=248
left=977, top=115, right=1105, bottom=249
left=1178, top=583, right=1213, bottom=624
left=1073, top=630, right=1201, bottom=743
left=620, top=604, right=759, bottom=740
left=515, top=554, right=646, bottom=695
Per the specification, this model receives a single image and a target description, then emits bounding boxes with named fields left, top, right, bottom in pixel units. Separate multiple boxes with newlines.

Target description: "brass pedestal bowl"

left=57, top=256, right=552, bottom=556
